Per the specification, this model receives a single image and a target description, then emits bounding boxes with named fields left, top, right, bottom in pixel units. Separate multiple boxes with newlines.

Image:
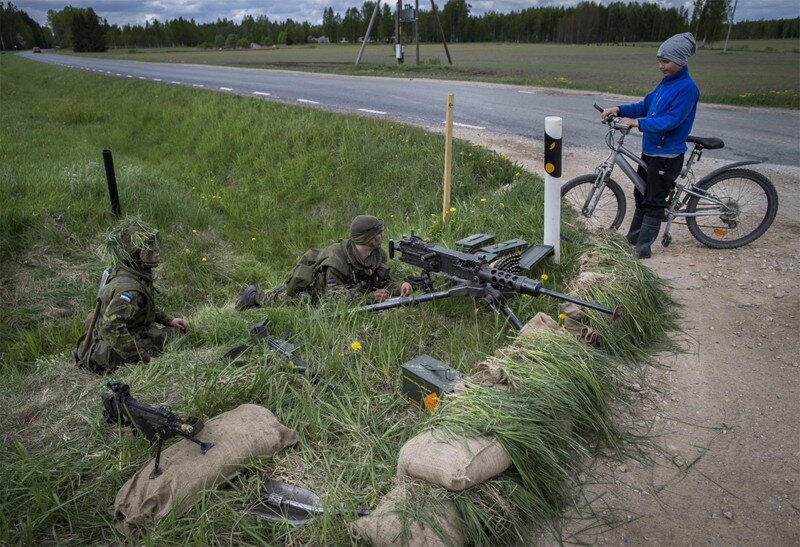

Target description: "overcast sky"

left=14, top=0, right=800, bottom=28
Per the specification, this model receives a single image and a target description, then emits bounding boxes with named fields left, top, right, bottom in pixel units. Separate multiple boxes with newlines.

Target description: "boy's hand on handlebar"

left=601, top=106, right=620, bottom=119
left=618, top=117, right=640, bottom=128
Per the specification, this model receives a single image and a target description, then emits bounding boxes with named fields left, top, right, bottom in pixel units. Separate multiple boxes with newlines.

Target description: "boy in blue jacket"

left=601, top=33, right=700, bottom=258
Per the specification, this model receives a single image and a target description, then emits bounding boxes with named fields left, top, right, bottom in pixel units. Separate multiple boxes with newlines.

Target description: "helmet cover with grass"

left=106, top=216, right=160, bottom=269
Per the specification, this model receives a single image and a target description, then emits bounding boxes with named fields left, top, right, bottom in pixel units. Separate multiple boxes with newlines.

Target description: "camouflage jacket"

left=313, top=239, right=398, bottom=299
left=91, top=264, right=172, bottom=359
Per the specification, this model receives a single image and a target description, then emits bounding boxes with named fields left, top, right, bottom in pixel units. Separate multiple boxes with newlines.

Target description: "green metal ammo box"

left=401, top=355, right=465, bottom=411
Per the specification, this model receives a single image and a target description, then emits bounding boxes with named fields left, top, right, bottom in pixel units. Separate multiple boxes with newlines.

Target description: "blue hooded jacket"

left=619, top=66, right=700, bottom=155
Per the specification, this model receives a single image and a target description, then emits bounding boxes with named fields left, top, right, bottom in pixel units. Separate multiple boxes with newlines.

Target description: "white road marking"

left=253, top=91, right=271, bottom=96
left=220, top=87, right=233, bottom=91
left=192, top=84, right=204, bottom=88
left=519, top=90, right=536, bottom=94
left=358, top=108, right=387, bottom=115
left=126, top=75, right=132, bottom=78
left=297, top=98, right=319, bottom=104
left=115, top=73, right=122, bottom=76
left=446, top=121, right=486, bottom=130
left=171, top=81, right=181, bottom=84
left=153, top=78, right=161, bottom=82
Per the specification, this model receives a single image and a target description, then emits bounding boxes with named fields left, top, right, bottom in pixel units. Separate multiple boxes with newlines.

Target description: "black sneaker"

left=236, top=285, right=260, bottom=310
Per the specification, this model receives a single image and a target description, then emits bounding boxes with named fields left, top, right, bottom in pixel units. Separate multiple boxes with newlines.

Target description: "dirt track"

left=455, top=126, right=799, bottom=545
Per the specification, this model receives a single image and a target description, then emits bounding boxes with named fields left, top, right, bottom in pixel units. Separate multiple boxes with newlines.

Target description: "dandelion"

left=499, top=202, right=505, bottom=209
left=192, top=229, right=197, bottom=234
left=251, top=237, right=257, bottom=241
left=558, top=312, right=567, bottom=321
left=480, top=198, right=487, bottom=202
left=350, top=341, right=362, bottom=351
left=201, top=257, right=207, bottom=262
left=449, top=207, right=457, bottom=213
left=515, top=172, right=520, bottom=177
left=540, top=273, right=549, bottom=281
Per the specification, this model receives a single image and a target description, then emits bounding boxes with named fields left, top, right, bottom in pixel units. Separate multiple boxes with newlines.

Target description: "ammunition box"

left=518, top=244, right=554, bottom=272
left=456, top=233, right=496, bottom=254
left=479, top=238, right=529, bottom=257
left=401, top=355, right=465, bottom=412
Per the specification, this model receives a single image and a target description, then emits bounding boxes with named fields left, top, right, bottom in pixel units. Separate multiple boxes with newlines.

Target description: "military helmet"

left=349, top=215, right=384, bottom=245
left=106, top=216, right=160, bottom=268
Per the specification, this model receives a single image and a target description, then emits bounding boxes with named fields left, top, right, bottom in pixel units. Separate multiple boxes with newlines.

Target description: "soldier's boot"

left=625, top=209, right=645, bottom=244
left=236, top=284, right=261, bottom=311
left=634, top=215, right=662, bottom=259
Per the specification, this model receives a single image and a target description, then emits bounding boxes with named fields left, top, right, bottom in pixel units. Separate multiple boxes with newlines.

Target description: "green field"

left=67, top=40, right=800, bottom=108
left=1, top=54, right=675, bottom=544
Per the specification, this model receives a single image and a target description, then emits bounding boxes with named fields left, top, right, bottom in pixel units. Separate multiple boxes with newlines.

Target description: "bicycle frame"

left=591, top=123, right=763, bottom=238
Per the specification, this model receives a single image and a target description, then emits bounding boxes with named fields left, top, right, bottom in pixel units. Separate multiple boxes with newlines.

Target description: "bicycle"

left=561, top=104, right=779, bottom=249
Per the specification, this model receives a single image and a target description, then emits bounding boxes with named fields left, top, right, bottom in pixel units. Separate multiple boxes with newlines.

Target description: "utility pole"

left=723, top=0, right=738, bottom=53
left=415, top=0, right=420, bottom=65
left=395, top=0, right=403, bottom=64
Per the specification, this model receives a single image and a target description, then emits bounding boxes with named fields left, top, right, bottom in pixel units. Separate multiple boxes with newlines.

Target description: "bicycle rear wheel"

left=686, top=169, right=778, bottom=249
left=561, top=174, right=627, bottom=232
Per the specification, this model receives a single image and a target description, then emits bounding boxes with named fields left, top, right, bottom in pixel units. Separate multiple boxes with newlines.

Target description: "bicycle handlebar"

left=594, top=103, right=631, bottom=132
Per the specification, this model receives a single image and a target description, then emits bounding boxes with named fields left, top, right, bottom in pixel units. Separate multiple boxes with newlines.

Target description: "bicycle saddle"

left=687, top=136, right=724, bottom=150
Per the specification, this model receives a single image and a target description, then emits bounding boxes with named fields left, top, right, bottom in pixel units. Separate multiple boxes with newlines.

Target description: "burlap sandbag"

left=519, top=311, right=562, bottom=338
left=350, top=483, right=465, bottom=547
left=560, top=302, right=600, bottom=347
left=396, top=429, right=511, bottom=491
left=111, top=403, right=298, bottom=534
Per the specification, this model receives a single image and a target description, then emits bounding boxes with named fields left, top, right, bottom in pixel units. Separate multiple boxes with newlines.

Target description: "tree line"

left=1, top=1, right=798, bottom=52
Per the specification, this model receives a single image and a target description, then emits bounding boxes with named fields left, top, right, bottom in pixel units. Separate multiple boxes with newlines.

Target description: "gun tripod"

left=354, top=274, right=621, bottom=331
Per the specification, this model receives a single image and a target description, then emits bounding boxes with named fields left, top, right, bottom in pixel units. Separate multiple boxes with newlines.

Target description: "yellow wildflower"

left=559, top=312, right=567, bottom=321
left=540, top=273, right=549, bottom=281
left=350, top=341, right=362, bottom=351
left=449, top=207, right=456, bottom=213
left=480, top=198, right=487, bottom=202
left=201, top=257, right=207, bottom=262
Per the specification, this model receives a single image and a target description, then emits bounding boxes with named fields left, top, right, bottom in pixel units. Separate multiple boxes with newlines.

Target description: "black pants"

left=634, top=153, right=684, bottom=217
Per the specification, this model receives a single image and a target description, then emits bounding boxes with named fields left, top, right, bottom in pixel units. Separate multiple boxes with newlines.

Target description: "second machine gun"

left=355, top=234, right=622, bottom=330
left=102, top=380, right=214, bottom=479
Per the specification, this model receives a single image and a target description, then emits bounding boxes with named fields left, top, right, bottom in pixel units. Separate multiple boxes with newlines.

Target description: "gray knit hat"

left=657, top=32, right=697, bottom=66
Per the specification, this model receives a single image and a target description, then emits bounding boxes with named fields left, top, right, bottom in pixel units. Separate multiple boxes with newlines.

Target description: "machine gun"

left=222, top=319, right=335, bottom=390
left=102, top=380, right=214, bottom=479
left=354, top=234, right=622, bottom=330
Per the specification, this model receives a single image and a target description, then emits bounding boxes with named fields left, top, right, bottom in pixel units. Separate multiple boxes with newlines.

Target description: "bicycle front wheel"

left=686, top=169, right=778, bottom=249
left=561, top=174, right=627, bottom=232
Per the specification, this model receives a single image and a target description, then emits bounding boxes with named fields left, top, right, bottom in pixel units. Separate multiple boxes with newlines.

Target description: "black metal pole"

left=102, top=149, right=121, bottom=217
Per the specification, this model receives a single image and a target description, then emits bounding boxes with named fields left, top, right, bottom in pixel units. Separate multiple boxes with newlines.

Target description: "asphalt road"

left=19, top=51, right=800, bottom=168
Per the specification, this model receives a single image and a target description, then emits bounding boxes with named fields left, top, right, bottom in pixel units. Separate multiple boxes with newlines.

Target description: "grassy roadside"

left=0, top=54, right=676, bottom=544
left=62, top=41, right=800, bottom=108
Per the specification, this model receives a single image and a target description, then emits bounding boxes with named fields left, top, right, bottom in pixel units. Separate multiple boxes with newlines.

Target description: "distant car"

left=33, top=47, right=42, bottom=53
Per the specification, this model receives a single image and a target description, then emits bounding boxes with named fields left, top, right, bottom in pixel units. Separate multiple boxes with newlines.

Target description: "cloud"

left=15, top=0, right=800, bottom=27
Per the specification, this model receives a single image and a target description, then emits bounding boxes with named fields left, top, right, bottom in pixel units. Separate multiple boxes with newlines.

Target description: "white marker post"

left=543, top=116, right=562, bottom=263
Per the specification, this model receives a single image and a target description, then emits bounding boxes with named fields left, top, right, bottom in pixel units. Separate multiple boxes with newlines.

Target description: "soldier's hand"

left=170, top=318, right=190, bottom=332
left=372, top=288, right=390, bottom=302
left=400, top=282, right=413, bottom=297
left=601, top=106, right=619, bottom=119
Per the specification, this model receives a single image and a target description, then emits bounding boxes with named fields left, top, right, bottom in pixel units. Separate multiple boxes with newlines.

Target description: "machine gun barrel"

left=476, top=268, right=622, bottom=318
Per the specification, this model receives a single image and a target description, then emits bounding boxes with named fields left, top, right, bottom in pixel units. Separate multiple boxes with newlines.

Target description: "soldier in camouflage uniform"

left=73, top=218, right=189, bottom=374
left=237, top=215, right=413, bottom=310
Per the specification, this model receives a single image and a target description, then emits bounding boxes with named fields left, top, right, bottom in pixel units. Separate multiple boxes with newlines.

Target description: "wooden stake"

left=442, top=93, right=454, bottom=223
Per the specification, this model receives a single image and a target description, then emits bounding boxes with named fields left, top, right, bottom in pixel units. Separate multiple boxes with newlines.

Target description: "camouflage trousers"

left=74, top=325, right=178, bottom=374
left=255, top=285, right=313, bottom=307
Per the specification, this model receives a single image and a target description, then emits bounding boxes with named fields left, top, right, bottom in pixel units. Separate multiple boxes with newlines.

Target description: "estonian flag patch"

left=120, top=291, right=133, bottom=303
